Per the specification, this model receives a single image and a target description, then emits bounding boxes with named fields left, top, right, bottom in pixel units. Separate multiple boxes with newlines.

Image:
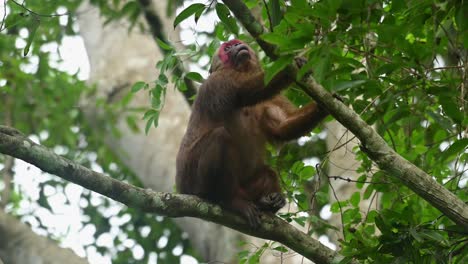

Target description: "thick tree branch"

left=0, top=126, right=349, bottom=264
left=221, top=0, right=468, bottom=229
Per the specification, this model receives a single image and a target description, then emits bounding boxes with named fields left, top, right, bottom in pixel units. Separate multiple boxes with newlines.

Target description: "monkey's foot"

left=258, top=193, right=286, bottom=212
left=230, top=199, right=261, bottom=229
left=243, top=204, right=261, bottom=229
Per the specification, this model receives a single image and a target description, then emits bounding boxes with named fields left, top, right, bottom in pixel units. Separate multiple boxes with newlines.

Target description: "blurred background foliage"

left=0, top=0, right=467, bottom=263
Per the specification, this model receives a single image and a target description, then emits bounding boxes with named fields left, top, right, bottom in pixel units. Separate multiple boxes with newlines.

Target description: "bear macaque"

left=176, top=39, right=328, bottom=228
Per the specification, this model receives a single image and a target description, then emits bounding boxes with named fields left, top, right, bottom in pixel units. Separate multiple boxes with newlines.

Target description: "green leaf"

left=215, top=3, right=239, bottom=35
left=185, top=72, right=204, bottom=83
left=152, top=111, right=160, bottom=128
left=419, top=230, right=447, bottom=245
left=158, top=73, right=168, bottom=86
left=264, top=55, right=293, bottom=85
left=455, top=2, right=467, bottom=33
left=299, top=166, right=315, bottom=180
left=330, top=201, right=342, bottom=213
left=143, top=109, right=158, bottom=120
left=439, top=96, right=463, bottom=124
left=294, top=193, right=308, bottom=209
left=293, top=216, right=307, bottom=227
left=272, top=246, right=288, bottom=253
left=120, top=1, right=140, bottom=20
left=173, top=3, right=205, bottom=28
left=24, top=16, right=40, bottom=56
left=151, top=84, right=166, bottom=110
left=332, top=80, right=367, bottom=92
left=145, top=116, right=154, bottom=135
left=269, top=0, right=282, bottom=28
left=126, top=116, right=139, bottom=132
left=156, top=38, right=173, bottom=51
left=131, top=81, right=148, bottom=93
left=248, top=243, right=267, bottom=264
left=194, top=5, right=205, bottom=23
left=309, top=48, right=330, bottom=83
left=261, top=32, right=286, bottom=46
left=237, top=249, right=249, bottom=262
left=440, top=138, right=468, bottom=162
left=4, top=13, right=27, bottom=29
left=350, top=192, right=360, bottom=207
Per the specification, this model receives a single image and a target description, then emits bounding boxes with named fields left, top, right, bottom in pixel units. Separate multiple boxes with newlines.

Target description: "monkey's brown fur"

left=176, top=40, right=328, bottom=228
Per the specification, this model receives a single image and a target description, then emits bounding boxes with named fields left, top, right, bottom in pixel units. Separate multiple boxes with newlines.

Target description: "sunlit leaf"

left=131, top=81, right=148, bottom=93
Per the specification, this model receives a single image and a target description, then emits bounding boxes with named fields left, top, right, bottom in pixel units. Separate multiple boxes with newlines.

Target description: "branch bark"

left=0, top=126, right=349, bottom=264
left=221, top=0, right=468, bottom=229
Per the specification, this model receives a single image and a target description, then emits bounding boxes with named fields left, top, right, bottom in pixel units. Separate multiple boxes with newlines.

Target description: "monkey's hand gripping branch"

left=0, top=126, right=350, bottom=264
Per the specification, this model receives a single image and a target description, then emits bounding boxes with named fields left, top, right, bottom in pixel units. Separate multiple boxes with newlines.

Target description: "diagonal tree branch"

left=0, top=125, right=351, bottom=264
left=221, top=0, right=468, bottom=229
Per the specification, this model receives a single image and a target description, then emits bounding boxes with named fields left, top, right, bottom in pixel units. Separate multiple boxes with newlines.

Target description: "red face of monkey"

left=209, top=39, right=258, bottom=73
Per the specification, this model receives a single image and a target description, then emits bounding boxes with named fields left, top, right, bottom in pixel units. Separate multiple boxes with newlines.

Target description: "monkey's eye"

left=234, top=43, right=240, bottom=46
left=224, top=45, right=230, bottom=51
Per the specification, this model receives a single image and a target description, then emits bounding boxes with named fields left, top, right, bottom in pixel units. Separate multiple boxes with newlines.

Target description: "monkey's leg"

left=245, top=166, right=286, bottom=213
left=197, top=127, right=261, bottom=228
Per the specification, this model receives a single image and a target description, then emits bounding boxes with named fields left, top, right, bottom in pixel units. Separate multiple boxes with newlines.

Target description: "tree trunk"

left=326, top=121, right=379, bottom=243
left=76, top=2, right=241, bottom=261
left=0, top=209, right=88, bottom=264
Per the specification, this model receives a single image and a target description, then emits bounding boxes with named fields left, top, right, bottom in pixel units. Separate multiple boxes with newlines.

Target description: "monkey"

left=176, top=39, right=328, bottom=228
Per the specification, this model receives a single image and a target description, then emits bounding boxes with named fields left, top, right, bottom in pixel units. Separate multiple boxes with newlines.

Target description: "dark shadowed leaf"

left=215, top=3, right=239, bottom=34
left=173, top=3, right=205, bottom=28
left=264, top=55, right=293, bottom=84
left=440, top=138, right=468, bottom=162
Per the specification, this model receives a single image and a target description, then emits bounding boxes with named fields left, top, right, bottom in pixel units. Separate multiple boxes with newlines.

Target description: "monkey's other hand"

left=258, top=192, right=286, bottom=213
left=294, top=56, right=308, bottom=69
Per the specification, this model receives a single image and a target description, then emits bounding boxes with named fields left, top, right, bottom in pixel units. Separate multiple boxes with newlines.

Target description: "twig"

left=10, top=0, right=71, bottom=17
left=328, top=175, right=389, bottom=185
left=262, top=0, right=273, bottom=32
left=0, top=0, right=6, bottom=31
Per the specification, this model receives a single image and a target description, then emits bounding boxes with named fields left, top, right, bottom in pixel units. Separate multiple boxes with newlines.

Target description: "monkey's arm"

left=237, top=70, right=294, bottom=107
left=262, top=102, right=328, bottom=141
left=235, top=56, right=310, bottom=107
left=196, top=69, right=294, bottom=120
